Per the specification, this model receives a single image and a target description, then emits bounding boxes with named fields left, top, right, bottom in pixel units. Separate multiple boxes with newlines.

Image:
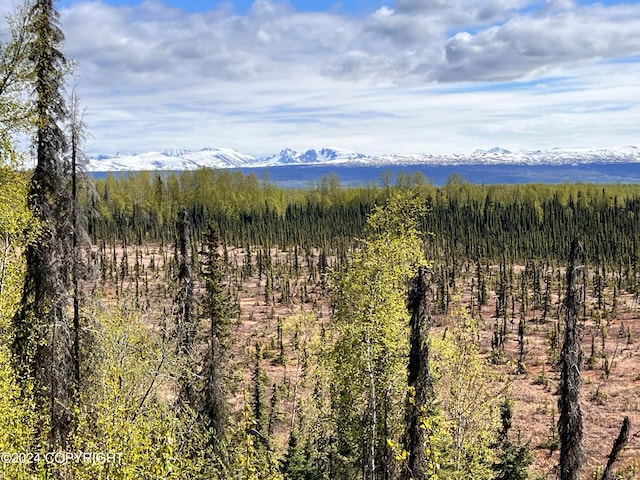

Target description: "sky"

left=3, top=0, right=640, bottom=156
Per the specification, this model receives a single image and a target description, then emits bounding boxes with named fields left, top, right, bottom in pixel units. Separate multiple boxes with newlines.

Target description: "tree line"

left=90, top=169, right=640, bottom=267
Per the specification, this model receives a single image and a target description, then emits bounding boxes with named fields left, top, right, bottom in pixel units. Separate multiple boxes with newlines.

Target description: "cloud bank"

left=55, top=0, right=640, bottom=155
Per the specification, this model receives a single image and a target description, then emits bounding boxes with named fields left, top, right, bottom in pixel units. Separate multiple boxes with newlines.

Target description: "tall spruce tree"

left=174, top=207, right=196, bottom=405
left=11, top=0, right=74, bottom=446
left=199, top=224, right=234, bottom=455
left=557, top=239, right=586, bottom=480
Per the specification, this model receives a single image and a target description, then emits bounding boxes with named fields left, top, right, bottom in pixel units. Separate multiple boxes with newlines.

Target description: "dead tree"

left=557, top=239, right=586, bottom=480
left=403, top=266, right=435, bottom=480
left=67, top=90, right=90, bottom=394
left=601, top=416, right=631, bottom=480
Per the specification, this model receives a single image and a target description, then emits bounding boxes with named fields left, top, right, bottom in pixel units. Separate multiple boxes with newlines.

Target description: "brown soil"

left=89, top=242, right=640, bottom=479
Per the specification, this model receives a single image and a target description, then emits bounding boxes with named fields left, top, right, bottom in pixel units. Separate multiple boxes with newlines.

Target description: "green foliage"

left=69, top=305, right=192, bottom=478
left=90, top=168, right=381, bottom=249
left=393, top=390, right=448, bottom=480
left=280, top=433, right=309, bottom=480
left=0, top=156, right=38, bottom=315
left=428, top=310, right=502, bottom=480
left=0, top=2, right=33, bottom=141
left=0, top=158, right=36, bottom=243
left=0, top=334, right=49, bottom=480
left=493, top=399, right=533, bottom=480
left=0, top=147, right=46, bottom=480
left=329, top=190, right=427, bottom=477
left=197, top=224, right=235, bottom=450
left=364, top=189, right=427, bottom=240
left=273, top=312, right=333, bottom=480
left=229, top=394, right=283, bottom=480
left=89, top=169, right=640, bottom=278
left=9, top=0, right=81, bottom=446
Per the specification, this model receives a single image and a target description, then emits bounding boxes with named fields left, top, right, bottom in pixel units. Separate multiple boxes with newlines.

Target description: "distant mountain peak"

left=474, top=147, right=511, bottom=155
left=86, top=145, right=640, bottom=172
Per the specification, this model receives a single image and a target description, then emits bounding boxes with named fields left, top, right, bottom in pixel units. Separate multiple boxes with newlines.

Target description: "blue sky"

left=7, top=0, right=638, bottom=155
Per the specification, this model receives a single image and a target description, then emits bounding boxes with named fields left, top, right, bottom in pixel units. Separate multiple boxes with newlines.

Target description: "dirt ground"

left=91, top=242, right=640, bottom=478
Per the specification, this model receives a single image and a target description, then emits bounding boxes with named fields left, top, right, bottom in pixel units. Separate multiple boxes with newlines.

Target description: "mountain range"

left=86, top=145, right=640, bottom=171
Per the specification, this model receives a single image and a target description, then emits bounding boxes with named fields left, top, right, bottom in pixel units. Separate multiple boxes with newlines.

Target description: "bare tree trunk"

left=69, top=92, right=83, bottom=392
left=601, top=417, right=631, bottom=480
left=403, top=266, right=435, bottom=480
left=558, top=239, right=586, bottom=480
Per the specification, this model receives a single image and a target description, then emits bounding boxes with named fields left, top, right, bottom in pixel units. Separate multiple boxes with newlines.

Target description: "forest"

left=1, top=1, right=640, bottom=479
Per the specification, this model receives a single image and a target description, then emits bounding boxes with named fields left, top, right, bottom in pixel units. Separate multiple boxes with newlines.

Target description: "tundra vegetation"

left=1, top=2, right=639, bottom=479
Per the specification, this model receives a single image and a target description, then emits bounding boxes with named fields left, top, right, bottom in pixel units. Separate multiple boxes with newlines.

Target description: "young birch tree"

left=329, top=191, right=427, bottom=480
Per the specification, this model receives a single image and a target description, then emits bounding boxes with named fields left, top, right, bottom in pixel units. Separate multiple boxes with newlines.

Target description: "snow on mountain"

left=88, top=147, right=257, bottom=171
left=86, top=146, right=640, bottom=171
left=474, top=147, right=512, bottom=155
left=255, top=147, right=368, bottom=166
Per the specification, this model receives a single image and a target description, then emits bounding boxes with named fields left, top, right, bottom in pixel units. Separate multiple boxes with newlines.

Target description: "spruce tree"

left=493, top=399, right=532, bottom=480
left=174, top=207, right=196, bottom=405
left=11, top=0, right=75, bottom=446
left=199, top=224, right=235, bottom=452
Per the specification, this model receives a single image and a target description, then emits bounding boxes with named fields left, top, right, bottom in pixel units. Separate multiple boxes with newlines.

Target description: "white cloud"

left=44, top=0, right=640, bottom=155
left=436, top=4, right=640, bottom=82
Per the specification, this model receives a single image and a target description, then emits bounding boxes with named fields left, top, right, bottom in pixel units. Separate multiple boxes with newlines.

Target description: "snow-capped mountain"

left=87, top=147, right=370, bottom=170
left=256, top=147, right=368, bottom=166
left=89, top=147, right=257, bottom=171
left=474, top=147, right=512, bottom=156
left=86, top=145, right=640, bottom=171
